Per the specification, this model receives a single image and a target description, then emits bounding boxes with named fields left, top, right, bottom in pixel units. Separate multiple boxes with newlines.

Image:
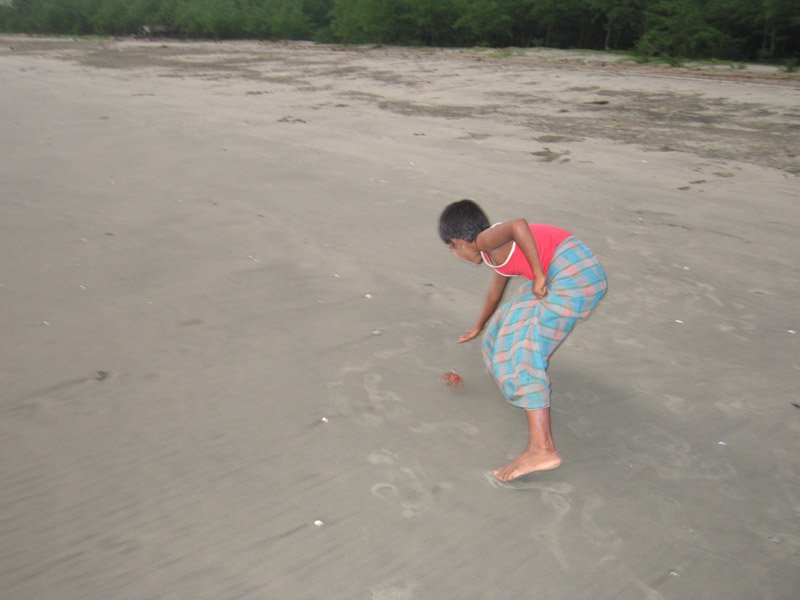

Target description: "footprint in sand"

left=410, top=421, right=479, bottom=435
left=661, top=394, right=687, bottom=415
left=370, top=469, right=433, bottom=518
left=368, top=449, right=399, bottom=465
left=374, top=333, right=425, bottom=361
left=327, top=367, right=407, bottom=424
left=485, top=475, right=575, bottom=570
left=370, top=450, right=450, bottom=518
left=532, top=487, right=574, bottom=571
left=771, top=447, right=800, bottom=516
left=599, top=555, right=665, bottom=600
left=565, top=415, right=600, bottom=438
left=371, top=578, right=417, bottom=600
left=482, top=471, right=572, bottom=493
left=580, top=494, right=621, bottom=550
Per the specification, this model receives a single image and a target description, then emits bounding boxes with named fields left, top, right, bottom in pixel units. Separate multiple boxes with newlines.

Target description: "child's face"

left=448, top=239, right=482, bottom=265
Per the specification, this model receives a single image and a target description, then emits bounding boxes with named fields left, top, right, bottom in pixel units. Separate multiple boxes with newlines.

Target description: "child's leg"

left=482, top=291, right=569, bottom=481
left=493, top=407, right=561, bottom=481
left=484, top=237, right=606, bottom=481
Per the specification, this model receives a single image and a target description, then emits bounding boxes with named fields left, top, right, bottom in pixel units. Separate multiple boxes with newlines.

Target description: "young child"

left=438, top=199, right=607, bottom=481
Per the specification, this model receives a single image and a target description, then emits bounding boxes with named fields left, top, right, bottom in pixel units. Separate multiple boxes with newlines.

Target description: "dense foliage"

left=0, top=0, right=798, bottom=62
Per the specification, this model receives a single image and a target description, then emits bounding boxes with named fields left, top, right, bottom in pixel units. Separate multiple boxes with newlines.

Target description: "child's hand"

left=533, top=279, right=547, bottom=299
left=458, top=327, right=482, bottom=343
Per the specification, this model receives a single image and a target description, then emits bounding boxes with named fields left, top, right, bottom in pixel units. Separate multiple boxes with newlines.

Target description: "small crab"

left=441, top=370, right=464, bottom=388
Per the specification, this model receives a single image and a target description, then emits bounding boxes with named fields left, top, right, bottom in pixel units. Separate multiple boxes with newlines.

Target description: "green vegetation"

left=0, top=0, right=797, bottom=62
left=781, top=58, right=799, bottom=72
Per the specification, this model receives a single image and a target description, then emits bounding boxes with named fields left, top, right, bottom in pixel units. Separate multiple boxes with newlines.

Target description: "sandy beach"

left=1, top=36, right=799, bottom=599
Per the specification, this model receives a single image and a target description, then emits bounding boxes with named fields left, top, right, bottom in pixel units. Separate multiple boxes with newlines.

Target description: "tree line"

left=1, top=0, right=798, bottom=63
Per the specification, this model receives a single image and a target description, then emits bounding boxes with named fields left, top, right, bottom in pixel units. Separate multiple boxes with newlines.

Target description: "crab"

left=441, top=370, right=464, bottom=388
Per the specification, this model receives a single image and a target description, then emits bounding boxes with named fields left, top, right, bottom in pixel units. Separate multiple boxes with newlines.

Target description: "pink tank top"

left=481, top=223, right=572, bottom=281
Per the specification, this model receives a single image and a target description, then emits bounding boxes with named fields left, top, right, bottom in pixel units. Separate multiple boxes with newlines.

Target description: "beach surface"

left=1, top=36, right=799, bottom=599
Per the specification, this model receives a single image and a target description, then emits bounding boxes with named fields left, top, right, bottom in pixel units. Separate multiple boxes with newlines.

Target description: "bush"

left=781, top=58, right=798, bottom=72
left=0, top=0, right=796, bottom=64
left=635, top=0, right=732, bottom=60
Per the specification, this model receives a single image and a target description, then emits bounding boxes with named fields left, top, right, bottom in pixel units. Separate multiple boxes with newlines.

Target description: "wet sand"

left=1, top=36, right=799, bottom=599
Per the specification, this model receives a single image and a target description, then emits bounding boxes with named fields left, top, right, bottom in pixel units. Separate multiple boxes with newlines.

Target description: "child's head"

left=438, top=199, right=490, bottom=244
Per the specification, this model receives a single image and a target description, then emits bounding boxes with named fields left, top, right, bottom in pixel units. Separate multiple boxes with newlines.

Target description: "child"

left=438, top=199, right=607, bottom=481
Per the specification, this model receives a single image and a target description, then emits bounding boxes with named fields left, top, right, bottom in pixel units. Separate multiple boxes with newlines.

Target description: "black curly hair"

left=438, top=199, right=491, bottom=244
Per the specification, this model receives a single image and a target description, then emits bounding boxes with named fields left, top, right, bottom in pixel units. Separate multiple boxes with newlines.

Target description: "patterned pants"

left=481, top=237, right=607, bottom=410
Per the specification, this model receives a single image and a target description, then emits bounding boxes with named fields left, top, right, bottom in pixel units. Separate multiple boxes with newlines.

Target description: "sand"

left=1, top=35, right=799, bottom=599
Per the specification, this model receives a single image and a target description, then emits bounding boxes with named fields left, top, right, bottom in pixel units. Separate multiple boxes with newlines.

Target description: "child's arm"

left=476, top=219, right=547, bottom=298
left=458, top=272, right=509, bottom=343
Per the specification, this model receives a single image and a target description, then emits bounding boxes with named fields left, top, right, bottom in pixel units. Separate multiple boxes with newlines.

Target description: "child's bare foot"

left=492, top=450, right=561, bottom=482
